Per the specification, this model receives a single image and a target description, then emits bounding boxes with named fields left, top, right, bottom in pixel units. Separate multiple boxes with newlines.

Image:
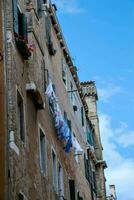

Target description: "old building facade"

left=106, top=185, right=117, bottom=200
left=0, top=0, right=107, bottom=199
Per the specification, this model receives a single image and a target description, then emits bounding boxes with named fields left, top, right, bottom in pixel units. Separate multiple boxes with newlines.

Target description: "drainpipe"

left=0, top=0, right=6, bottom=199
left=3, top=0, right=13, bottom=199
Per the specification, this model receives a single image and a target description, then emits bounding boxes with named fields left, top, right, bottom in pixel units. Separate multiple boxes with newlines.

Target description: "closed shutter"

left=22, top=15, right=28, bottom=41
left=92, top=171, right=97, bottom=193
left=18, top=12, right=27, bottom=41
left=87, top=128, right=94, bottom=146
left=45, top=16, right=51, bottom=44
left=12, top=0, right=19, bottom=34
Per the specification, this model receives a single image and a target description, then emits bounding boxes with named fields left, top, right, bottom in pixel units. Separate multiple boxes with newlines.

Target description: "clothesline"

left=46, top=81, right=83, bottom=154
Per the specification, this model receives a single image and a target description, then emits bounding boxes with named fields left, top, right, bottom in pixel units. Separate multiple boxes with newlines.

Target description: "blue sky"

left=52, top=1, right=134, bottom=199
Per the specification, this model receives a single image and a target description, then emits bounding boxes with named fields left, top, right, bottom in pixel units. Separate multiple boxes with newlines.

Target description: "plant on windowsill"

left=14, top=33, right=32, bottom=60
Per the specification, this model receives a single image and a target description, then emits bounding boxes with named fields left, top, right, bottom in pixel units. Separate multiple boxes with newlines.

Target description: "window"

left=64, top=112, right=71, bottom=130
left=18, top=193, right=24, bottom=200
left=37, top=0, right=43, bottom=17
left=87, top=127, right=94, bottom=146
left=12, top=0, right=27, bottom=40
left=61, top=59, right=67, bottom=86
left=52, top=150, right=57, bottom=192
left=73, top=133, right=79, bottom=163
left=92, top=171, right=97, bottom=194
left=70, top=82, right=73, bottom=101
left=43, top=64, right=49, bottom=92
left=39, top=128, right=46, bottom=175
left=81, top=107, right=84, bottom=127
left=45, top=16, right=56, bottom=56
left=12, top=0, right=31, bottom=59
left=77, top=192, right=83, bottom=200
left=58, top=163, right=64, bottom=199
left=17, top=91, right=25, bottom=141
left=84, top=153, right=93, bottom=185
left=69, top=179, right=76, bottom=200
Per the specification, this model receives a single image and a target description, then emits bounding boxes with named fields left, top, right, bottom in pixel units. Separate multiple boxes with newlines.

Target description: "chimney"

left=81, top=81, right=98, bottom=119
left=81, top=81, right=103, bottom=160
left=109, top=185, right=117, bottom=200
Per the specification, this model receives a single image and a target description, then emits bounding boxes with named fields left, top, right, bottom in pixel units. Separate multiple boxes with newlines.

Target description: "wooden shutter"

left=87, top=127, right=94, bottom=146
left=12, top=0, right=19, bottom=34
left=92, top=171, right=97, bottom=193
left=22, top=15, right=28, bottom=41
left=45, top=16, right=51, bottom=44
left=18, top=12, right=27, bottom=41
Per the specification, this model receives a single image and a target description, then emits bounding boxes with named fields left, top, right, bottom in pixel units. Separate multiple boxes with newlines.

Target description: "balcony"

left=26, top=82, right=45, bottom=109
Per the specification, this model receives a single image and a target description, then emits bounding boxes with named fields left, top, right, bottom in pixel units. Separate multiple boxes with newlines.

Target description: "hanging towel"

left=72, top=135, right=83, bottom=155
left=64, top=131, right=72, bottom=153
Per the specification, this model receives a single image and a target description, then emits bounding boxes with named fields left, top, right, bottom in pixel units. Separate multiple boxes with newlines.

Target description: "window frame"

left=16, top=88, right=25, bottom=142
left=39, top=125, right=47, bottom=176
left=57, top=161, right=64, bottom=199
left=51, top=148, right=58, bottom=193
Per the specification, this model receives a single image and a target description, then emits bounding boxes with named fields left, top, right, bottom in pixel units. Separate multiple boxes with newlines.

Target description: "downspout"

left=0, top=0, right=6, bottom=199
left=3, top=0, right=12, bottom=199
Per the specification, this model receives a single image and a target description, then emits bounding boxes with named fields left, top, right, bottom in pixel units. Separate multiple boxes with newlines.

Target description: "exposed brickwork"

left=0, top=1, right=107, bottom=200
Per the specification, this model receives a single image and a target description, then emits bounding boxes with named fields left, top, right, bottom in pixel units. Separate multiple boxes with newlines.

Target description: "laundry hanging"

left=46, top=82, right=73, bottom=152
left=72, top=135, right=83, bottom=155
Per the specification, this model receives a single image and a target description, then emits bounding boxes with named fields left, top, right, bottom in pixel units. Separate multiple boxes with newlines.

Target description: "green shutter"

left=22, top=15, right=28, bottom=41
left=12, top=0, right=19, bottom=34
left=87, top=128, right=93, bottom=146
left=81, top=107, right=84, bottom=126
left=18, top=13, right=27, bottom=41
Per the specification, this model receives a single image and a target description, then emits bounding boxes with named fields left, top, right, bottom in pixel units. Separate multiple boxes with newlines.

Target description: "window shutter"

left=12, top=0, right=19, bottom=34
left=18, top=13, right=27, bottom=41
left=37, top=0, right=43, bottom=17
left=18, top=12, right=23, bottom=37
left=45, top=16, right=51, bottom=44
left=87, top=128, right=94, bottom=146
left=81, top=107, right=84, bottom=126
left=92, top=171, right=97, bottom=193
left=22, top=15, right=28, bottom=41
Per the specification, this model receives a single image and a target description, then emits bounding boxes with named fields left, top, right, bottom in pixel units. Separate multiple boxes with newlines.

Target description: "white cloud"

left=98, top=86, right=121, bottom=103
left=99, top=114, right=134, bottom=200
left=115, top=123, right=134, bottom=147
left=52, top=0, right=83, bottom=13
